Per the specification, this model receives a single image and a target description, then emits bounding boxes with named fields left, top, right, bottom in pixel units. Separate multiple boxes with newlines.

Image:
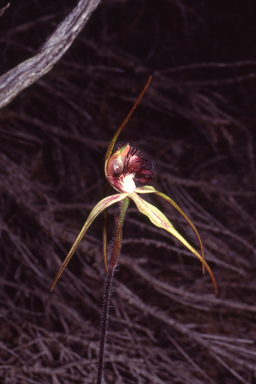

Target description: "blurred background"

left=0, top=0, right=256, bottom=383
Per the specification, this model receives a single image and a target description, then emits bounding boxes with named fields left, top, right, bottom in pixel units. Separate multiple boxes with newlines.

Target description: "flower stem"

left=97, top=197, right=130, bottom=384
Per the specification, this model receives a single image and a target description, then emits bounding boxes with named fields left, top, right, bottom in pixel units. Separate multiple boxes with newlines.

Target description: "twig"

left=0, top=0, right=102, bottom=109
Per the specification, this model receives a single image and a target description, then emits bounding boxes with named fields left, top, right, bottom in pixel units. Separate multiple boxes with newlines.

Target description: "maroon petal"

left=124, top=147, right=154, bottom=185
left=107, top=144, right=154, bottom=192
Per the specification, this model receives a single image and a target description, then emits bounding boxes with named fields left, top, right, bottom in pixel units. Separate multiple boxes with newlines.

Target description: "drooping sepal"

left=50, top=192, right=129, bottom=291
left=129, top=191, right=217, bottom=294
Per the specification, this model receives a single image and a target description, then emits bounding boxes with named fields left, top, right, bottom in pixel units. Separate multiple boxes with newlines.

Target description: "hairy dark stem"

left=0, top=0, right=102, bottom=109
left=97, top=266, right=114, bottom=384
left=97, top=197, right=130, bottom=384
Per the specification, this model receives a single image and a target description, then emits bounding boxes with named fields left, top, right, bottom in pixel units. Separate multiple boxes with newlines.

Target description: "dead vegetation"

left=0, top=0, right=256, bottom=383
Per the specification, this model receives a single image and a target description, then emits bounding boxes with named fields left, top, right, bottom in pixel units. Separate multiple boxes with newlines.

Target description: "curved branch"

left=0, top=0, right=102, bottom=109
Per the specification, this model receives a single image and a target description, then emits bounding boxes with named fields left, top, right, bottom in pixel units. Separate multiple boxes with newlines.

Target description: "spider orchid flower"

left=51, top=76, right=217, bottom=294
left=107, top=144, right=154, bottom=193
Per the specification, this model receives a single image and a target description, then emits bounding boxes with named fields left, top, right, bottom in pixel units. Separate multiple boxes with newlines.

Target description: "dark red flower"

left=107, top=144, right=154, bottom=193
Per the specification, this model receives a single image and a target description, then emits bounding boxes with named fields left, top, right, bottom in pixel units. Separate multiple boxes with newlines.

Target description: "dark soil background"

left=0, top=0, right=256, bottom=383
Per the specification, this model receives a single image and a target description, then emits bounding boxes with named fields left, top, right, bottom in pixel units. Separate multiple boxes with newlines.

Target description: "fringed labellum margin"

left=107, top=144, right=154, bottom=193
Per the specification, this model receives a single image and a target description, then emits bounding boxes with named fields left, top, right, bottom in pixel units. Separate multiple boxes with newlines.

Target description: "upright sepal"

left=104, top=76, right=152, bottom=186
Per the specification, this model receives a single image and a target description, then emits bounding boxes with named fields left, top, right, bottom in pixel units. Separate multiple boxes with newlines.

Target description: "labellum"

left=107, top=144, right=154, bottom=193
